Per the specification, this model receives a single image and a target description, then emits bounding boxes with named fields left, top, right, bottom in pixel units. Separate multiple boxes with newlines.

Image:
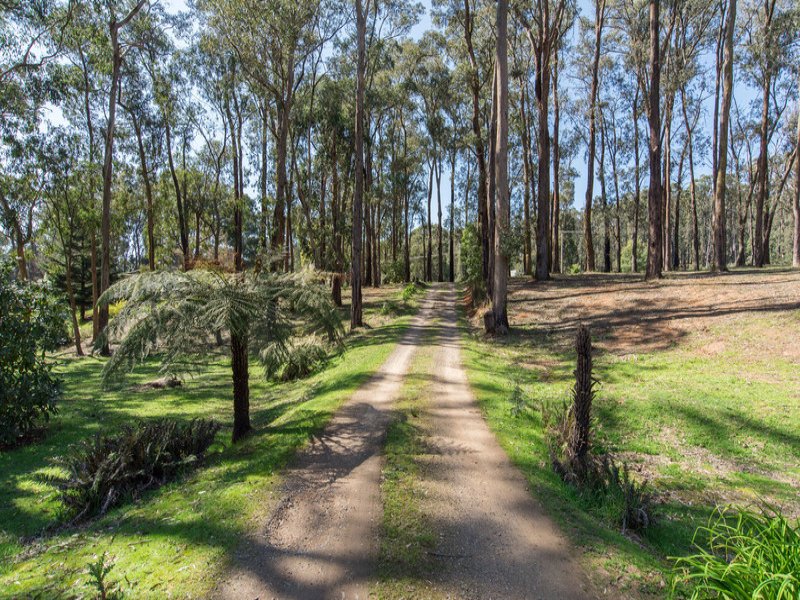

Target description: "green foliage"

left=568, top=263, right=582, bottom=275
left=509, top=383, right=528, bottom=417
left=86, top=552, right=122, bottom=600
left=401, top=282, right=422, bottom=302
left=543, top=400, right=652, bottom=533
left=620, top=239, right=647, bottom=273
left=459, top=223, right=485, bottom=304
left=54, top=418, right=221, bottom=521
left=262, top=338, right=329, bottom=381
left=98, top=267, right=342, bottom=386
left=673, top=507, right=800, bottom=599
left=383, top=260, right=406, bottom=284
left=0, top=261, right=68, bottom=447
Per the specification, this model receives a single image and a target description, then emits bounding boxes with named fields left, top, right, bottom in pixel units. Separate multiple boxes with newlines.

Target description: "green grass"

left=373, top=320, right=442, bottom=600
left=0, top=287, right=417, bottom=598
left=459, top=290, right=800, bottom=598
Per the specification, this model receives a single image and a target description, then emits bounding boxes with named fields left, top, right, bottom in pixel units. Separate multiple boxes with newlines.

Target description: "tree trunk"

left=583, top=0, right=605, bottom=272
left=230, top=331, right=251, bottom=442
left=351, top=0, right=367, bottom=328
left=794, top=75, right=800, bottom=268
left=551, top=50, right=561, bottom=273
left=463, top=0, right=490, bottom=296
left=490, top=0, right=509, bottom=334
left=125, top=106, right=156, bottom=270
left=754, top=71, right=771, bottom=267
left=66, top=253, right=83, bottom=356
left=437, top=156, right=443, bottom=282
left=534, top=47, right=552, bottom=281
left=645, top=0, right=663, bottom=280
left=681, top=88, right=701, bottom=271
left=520, top=82, right=532, bottom=275
left=633, top=86, right=641, bottom=273
left=598, top=115, right=610, bottom=273
left=98, top=25, right=123, bottom=356
left=712, top=0, right=735, bottom=272
left=426, top=159, right=434, bottom=281
left=449, top=149, right=456, bottom=282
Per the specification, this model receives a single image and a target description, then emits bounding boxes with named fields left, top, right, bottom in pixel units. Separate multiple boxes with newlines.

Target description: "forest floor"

left=463, top=267, right=800, bottom=598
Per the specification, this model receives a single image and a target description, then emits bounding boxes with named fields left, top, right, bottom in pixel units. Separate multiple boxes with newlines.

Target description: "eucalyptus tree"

left=488, top=0, right=509, bottom=333
left=740, top=0, right=796, bottom=267
left=794, top=88, right=800, bottom=268
left=582, top=0, right=606, bottom=272
left=42, top=131, right=90, bottom=355
left=95, top=0, right=150, bottom=354
left=516, top=0, right=572, bottom=281
left=1, top=0, right=73, bottom=281
left=199, top=0, right=334, bottom=267
left=433, top=0, right=494, bottom=296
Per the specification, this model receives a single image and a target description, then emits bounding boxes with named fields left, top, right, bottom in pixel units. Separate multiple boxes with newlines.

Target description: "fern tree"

left=98, top=268, right=342, bottom=442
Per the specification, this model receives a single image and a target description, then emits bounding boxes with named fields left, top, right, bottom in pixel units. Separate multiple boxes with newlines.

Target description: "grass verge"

left=459, top=283, right=800, bottom=598
left=373, top=322, right=441, bottom=600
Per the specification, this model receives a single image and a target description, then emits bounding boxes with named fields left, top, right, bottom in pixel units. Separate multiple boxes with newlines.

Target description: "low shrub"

left=1, top=261, right=68, bottom=447
left=54, top=418, right=221, bottom=520
left=401, top=283, right=420, bottom=302
left=543, top=325, right=652, bottom=532
left=262, top=338, right=329, bottom=381
left=673, top=506, right=800, bottom=599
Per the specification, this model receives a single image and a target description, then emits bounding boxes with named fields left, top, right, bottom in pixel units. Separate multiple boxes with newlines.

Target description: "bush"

left=543, top=325, right=652, bottom=532
left=54, top=418, right=221, bottom=520
left=262, top=338, right=329, bottom=381
left=673, top=506, right=800, bottom=599
left=459, top=223, right=485, bottom=305
left=401, top=282, right=420, bottom=302
left=382, top=260, right=405, bottom=284
left=0, top=261, right=69, bottom=447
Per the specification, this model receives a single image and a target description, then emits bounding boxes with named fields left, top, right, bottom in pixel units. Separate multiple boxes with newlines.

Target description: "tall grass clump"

left=673, top=506, right=800, bottom=599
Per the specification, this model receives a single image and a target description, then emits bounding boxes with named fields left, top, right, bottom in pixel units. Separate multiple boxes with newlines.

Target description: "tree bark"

left=230, top=330, right=251, bottom=442
left=583, top=0, right=605, bottom=272
left=646, top=0, right=663, bottom=280
left=351, top=0, right=367, bottom=328
left=794, top=74, right=800, bottom=268
left=490, top=0, right=509, bottom=334
left=712, top=0, right=735, bottom=272
left=551, top=50, right=561, bottom=273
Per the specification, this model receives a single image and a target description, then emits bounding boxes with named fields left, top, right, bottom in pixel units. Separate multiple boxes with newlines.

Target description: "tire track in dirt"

left=413, top=285, right=596, bottom=600
left=215, top=288, right=438, bottom=600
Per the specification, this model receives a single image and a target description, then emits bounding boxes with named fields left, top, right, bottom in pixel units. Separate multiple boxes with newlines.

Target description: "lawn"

left=0, top=284, right=418, bottom=598
left=461, top=269, right=800, bottom=598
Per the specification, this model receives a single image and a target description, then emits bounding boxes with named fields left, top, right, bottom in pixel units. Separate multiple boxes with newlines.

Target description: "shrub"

left=401, top=283, right=420, bottom=302
left=673, top=506, right=800, bottom=599
left=383, top=260, right=405, bottom=284
left=54, top=418, right=221, bottom=520
left=544, top=325, right=652, bottom=532
left=459, top=223, right=485, bottom=305
left=0, top=261, right=68, bottom=447
left=262, top=338, right=329, bottom=381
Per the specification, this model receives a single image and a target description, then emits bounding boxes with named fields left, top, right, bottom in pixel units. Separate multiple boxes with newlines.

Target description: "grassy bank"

left=0, top=285, right=418, bottom=598
left=460, top=271, right=800, bottom=598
